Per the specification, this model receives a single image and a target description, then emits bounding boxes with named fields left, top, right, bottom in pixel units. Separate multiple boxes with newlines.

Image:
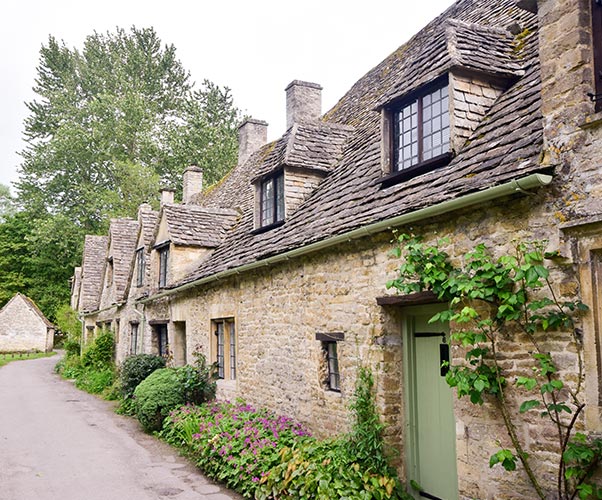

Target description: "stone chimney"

left=238, top=118, right=268, bottom=165
left=182, top=165, right=203, bottom=204
left=285, top=80, right=322, bottom=130
left=160, top=188, right=175, bottom=206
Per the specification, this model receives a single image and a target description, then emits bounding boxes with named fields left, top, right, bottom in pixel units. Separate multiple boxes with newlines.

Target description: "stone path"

left=0, top=355, right=242, bottom=500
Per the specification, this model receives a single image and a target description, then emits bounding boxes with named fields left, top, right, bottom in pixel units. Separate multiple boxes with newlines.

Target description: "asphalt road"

left=0, top=355, right=241, bottom=500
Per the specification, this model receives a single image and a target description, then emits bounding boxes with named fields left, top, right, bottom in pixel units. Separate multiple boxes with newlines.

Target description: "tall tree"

left=17, top=27, right=241, bottom=233
left=0, top=184, right=15, bottom=222
left=10, top=26, right=242, bottom=320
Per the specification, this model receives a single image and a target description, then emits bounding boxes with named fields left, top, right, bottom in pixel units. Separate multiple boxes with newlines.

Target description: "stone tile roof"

left=80, top=235, right=108, bottom=311
left=169, top=0, right=545, bottom=288
left=138, top=205, right=159, bottom=249
left=160, top=204, right=240, bottom=248
left=108, top=218, right=139, bottom=302
left=0, top=294, right=54, bottom=328
left=251, top=122, right=354, bottom=181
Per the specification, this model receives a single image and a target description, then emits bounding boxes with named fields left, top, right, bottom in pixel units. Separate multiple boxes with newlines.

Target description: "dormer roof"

left=251, top=122, right=354, bottom=182
left=107, top=218, right=139, bottom=302
left=158, top=204, right=239, bottom=248
left=376, top=9, right=533, bottom=108
left=80, top=235, right=108, bottom=312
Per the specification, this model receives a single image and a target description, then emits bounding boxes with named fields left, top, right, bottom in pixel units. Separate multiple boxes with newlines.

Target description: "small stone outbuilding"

left=0, top=294, right=54, bottom=353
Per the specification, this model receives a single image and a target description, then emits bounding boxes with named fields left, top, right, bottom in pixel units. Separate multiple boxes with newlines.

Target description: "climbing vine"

left=387, top=233, right=601, bottom=500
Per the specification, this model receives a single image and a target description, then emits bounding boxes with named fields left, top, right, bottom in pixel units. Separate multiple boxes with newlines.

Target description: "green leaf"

left=519, top=400, right=540, bottom=413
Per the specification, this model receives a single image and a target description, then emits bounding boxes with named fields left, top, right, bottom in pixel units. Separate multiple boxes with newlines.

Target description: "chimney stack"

left=238, top=118, right=268, bottom=165
left=160, top=188, right=175, bottom=206
left=182, top=165, right=203, bottom=204
left=285, top=80, right=322, bottom=130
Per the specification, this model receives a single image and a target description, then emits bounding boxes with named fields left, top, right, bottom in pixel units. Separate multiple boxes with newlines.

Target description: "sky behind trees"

left=1, top=0, right=454, bottom=190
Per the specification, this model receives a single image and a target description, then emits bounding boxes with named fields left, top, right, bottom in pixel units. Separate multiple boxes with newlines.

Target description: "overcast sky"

left=0, top=0, right=454, bottom=192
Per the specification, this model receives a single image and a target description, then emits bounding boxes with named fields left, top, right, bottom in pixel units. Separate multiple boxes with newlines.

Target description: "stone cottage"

left=72, top=0, right=602, bottom=497
left=0, top=294, right=54, bottom=352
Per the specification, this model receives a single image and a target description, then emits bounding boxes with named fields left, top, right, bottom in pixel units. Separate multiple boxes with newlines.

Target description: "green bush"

left=119, top=354, right=166, bottom=400
left=75, top=366, right=116, bottom=394
left=81, top=330, right=114, bottom=369
left=133, top=354, right=217, bottom=433
left=54, top=304, right=81, bottom=356
left=134, top=368, right=186, bottom=432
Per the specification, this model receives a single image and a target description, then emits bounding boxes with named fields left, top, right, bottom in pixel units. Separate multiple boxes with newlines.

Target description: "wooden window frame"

left=593, top=0, right=602, bottom=112
left=135, top=248, right=145, bottom=287
left=154, top=323, right=168, bottom=357
left=158, top=245, right=169, bottom=288
left=259, top=170, right=285, bottom=228
left=130, top=322, right=139, bottom=355
left=213, top=318, right=236, bottom=380
left=316, top=332, right=344, bottom=392
left=380, top=76, right=452, bottom=187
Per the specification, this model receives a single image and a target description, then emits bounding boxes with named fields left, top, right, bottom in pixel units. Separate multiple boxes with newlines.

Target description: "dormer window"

left=393, top=81, right=450, bottom=173
left=157, top=244, right=169, bottom=288
left=260, top=171, right=285, bottom=228
left=135, top=248, right=144, bottom=287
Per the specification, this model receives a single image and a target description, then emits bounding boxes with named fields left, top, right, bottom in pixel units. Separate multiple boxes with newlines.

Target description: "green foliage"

left=56, top=329, right=116, bottom=396
left=119, top=353, right=166, bottom=401
left=81, top=330, right=114, bottom=369
left=347, top=366, right=393, bottom=476
left=257, top=439, right=411, bottom=500
left=54, top=304, right=81, bottom=355
left=0, top=211, right=82, bottom=322
left=0, top=351, right=55, bottom=368
left=388, top=234, right=595, bottom=499
left=134, top=368, right=187, bottom=433
left=0, top=184, right=15, bottom=222
left=160, top=401, right=411, bottom=500
left=133, top=353, right=215, bottom=433
left=17, top=26, right=242, bottom=234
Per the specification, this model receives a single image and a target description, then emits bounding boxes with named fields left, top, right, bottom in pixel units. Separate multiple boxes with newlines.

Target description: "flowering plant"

left=161, top=400, right=311, bottom=497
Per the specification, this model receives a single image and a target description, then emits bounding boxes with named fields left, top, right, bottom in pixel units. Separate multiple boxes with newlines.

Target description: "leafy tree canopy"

left=17, top=26, right=241, bottom=233
left=5, top=26, right=242, bottom=320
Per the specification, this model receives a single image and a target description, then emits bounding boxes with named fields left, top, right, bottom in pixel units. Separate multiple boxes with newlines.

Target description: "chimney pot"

left=285, top=80, right=322, bottom=130
left=238, top=118, right=268, bottom=165
left=183, top=165, right=203, bottom=204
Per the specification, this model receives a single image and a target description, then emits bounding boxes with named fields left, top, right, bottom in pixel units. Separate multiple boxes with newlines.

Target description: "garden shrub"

left=134, top=368, right=186, bottom=432
left=75, top=366, right=116, bottom=394
left=119, top=353, right=166, bottom=400
left=81, top=330, right=114, bottom=369
left=54, top=304, right=81, bottom=354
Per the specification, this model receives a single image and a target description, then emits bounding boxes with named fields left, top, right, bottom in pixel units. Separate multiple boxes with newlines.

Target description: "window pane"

left=275, top=173, right=284, bottom=222
left=229, top=322, right=236, bottom=380
left=216, top=322, right=225, bottom=379
left=261, top=178, right=274, bottom=226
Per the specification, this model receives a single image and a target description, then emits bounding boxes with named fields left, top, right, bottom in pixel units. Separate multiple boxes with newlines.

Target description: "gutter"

left=139, top=173, right=553, bottom=304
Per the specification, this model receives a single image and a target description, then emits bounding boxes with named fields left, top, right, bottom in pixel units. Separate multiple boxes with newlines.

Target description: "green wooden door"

left=403, top=306, right=458, bottom=500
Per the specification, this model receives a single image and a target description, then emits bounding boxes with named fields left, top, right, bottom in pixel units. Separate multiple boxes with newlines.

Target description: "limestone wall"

left=144, top=184, right=590, bottom=499
left=0, top=297, right=51, bottom=352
